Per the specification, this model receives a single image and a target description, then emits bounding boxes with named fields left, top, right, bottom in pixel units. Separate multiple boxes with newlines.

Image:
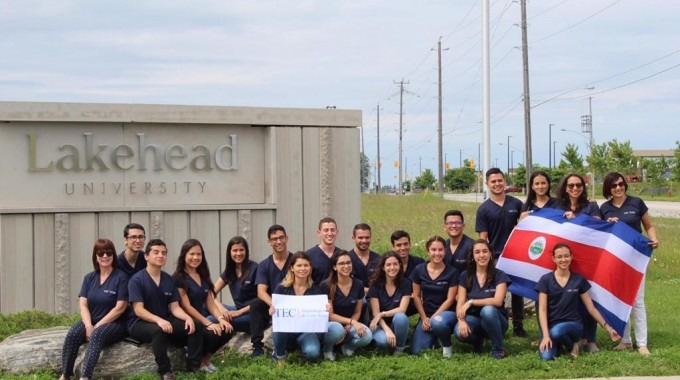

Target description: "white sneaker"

left=341, top=344, right=355, bottom=357
left=324, top=351, right=336, bottom=361
left=443, top=346, right=452, bottom=358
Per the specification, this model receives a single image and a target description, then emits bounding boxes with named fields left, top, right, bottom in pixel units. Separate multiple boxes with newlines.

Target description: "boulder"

left=0, top=326, right=273, bottom=377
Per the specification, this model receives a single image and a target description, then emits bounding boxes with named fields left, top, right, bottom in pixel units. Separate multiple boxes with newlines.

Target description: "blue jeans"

left=411, top=311, right=456, bottom=354
left=373, top=312, right=409, bottom=351
left=323, top=321, right=373, bottom=352
left=207, top=304, right=251, bottom=334
left=272, top=332, right=321, bottom=360
left=539, top=321, right=583, bottom=360
left=455, top=306, right=508, bottom=354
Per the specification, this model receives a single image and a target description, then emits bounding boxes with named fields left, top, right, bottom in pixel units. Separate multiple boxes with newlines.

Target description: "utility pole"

left=360, top=127, right=365, bottom=156
left=433, top=37, right=448, bottom=197
left=548, top=123, right=554, bottom=169
left=395, top=79, right=409, bottom=195
left=375, top=103, right=383, bottom=192
left=482, top=0, right=491, bottom=197
left=582, top=96, right=595, bottom=199
left=520, top=0, right=533, bottom=190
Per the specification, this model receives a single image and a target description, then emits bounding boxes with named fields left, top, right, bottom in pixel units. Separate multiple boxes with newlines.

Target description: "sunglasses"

left=610, top=182, right=625, bottom=189
left=96, top=250, right=115, bottom=257
left=566, top=183, right=583, bottom=189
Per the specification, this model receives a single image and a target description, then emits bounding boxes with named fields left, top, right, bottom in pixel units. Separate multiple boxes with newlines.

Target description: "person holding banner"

left=601, top=172, right=658, bottom=356
left=321, top=251, right=372, bottom=360
left=454, top=240, right=511, bottom=359
left=537, top=243, right=621, bottom=360
left=368, top=252, right=412, bottom=356
left=410, top=236, right=459, bottom=357
left=173, top=239, right=233, bottom=373
left=520, top=170, right=562, bottom=220
left=556, top=173, right=601, bottom=220
left=270, top=251, right=325, bottom=365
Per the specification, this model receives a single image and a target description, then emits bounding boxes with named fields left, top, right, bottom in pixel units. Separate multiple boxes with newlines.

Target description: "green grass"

left=2, top=193, right=679, bottom=379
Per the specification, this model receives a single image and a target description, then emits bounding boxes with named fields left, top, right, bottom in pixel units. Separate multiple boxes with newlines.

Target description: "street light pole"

left=553, top=141, right=558, bottom=167
left=548, top=123, right=555, bottom=169
left=507, top=135, right=512, bottom=176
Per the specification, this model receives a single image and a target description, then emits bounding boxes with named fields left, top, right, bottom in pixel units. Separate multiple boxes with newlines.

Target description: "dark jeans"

left=511, top=293, right=524, bottom=324
left=249, top=298, right=272, bottom=350
left=129, top=317, right=203, bottom=374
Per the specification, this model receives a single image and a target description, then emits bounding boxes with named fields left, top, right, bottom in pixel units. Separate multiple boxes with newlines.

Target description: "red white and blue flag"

left=496, top=208, right=653, bottom=335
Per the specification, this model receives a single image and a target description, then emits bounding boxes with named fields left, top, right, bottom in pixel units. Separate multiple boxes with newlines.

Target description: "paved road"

left=442, top=193, right=680, bottom=218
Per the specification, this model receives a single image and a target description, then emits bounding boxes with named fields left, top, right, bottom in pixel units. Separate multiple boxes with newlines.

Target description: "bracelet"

left=205, top=322, right=214, bottom=327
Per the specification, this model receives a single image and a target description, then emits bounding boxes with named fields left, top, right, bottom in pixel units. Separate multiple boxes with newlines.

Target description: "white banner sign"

left=272, top=294, right=329, bottom=333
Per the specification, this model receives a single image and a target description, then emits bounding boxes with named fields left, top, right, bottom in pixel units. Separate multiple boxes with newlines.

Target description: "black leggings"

left=129, top=317, right=203, bottom=374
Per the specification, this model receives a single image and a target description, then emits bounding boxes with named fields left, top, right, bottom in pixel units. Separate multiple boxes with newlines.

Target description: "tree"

left=641, top=158, right=665, bottom=197
left=414, top=169, right=437, bottom=190
left=607, top=139, right=636, bottom=175
left=443, top=166, right=476, bottom=192
left=360, top=152, right=370, bottom=191
left=673, top=141, right=680, bottom=182
left=561, top=143, right=584, bottom=172
left=587, top=142, right=610, bottom=183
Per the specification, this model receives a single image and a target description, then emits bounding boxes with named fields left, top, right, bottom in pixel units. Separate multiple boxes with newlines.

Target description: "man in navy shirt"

left=442, top=210, right=474, bottom=273
left=306, top=217, right=343, bottom=285
left=248, top=224, right=293, bottom=357
left=390, top=230, right=423, bottom=316
left=117, top=223, right=147, bottom=277
left=348, top=223, right=381, bottom=290
left=475, top=168, right=526, bottom=337
left=127, top=239, right=203, bottom=379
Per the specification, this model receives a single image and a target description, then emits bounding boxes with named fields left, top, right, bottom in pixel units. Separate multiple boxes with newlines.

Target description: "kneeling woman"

left=455, top=239, right=510, bottom=359
left=537, top=243, right=620, bottom=360
left=322, top=251, right=372, bottom=360
left=367, top=251, right=412, bottom=356
left=270, top=251, right=325, bottom=364
left=60, top=239, right=129, bottom=380
left=410, top=236, right=459, bottom=357
left=173, top=239, right=233, bottom=373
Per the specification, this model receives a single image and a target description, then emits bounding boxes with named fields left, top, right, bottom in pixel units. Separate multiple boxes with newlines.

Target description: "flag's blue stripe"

left=507, top=275, right=539, bottom=301
left=593, top=299, right=626, bottom=337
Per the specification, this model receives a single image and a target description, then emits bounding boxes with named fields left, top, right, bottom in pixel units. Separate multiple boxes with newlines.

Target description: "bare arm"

left=641, top=212, right=659, bottom=248
left=257, top=284, right=272, bottom=306
left=538, top=292, right=552, bottom=352
left=580, top=292, right=620, bottom=341
left=479, top=231, right=489, bottom=241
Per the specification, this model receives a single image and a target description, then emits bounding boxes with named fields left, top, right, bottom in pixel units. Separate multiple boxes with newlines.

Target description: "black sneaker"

left=251, top=346, right=265, bottom=357
left=513, top=324, right=528, bottom=338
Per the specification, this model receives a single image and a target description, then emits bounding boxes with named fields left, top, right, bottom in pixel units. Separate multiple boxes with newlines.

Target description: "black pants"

left=204, top=325, right=232, bottom=354
left=511, top=293, right=524, bottom=325
left=249, top=298, right=271, bottom=349
left=130, top=317, right=203, bottom=374
left=61, top=321, right=127, bottom=378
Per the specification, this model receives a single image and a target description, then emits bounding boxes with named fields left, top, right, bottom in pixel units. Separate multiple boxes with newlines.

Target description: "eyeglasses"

left=126, top=235, right=146, bottom=241
left=96, top=250, right=115, bottom=257
left=610, top=182, right=625, bottom=189
left=566, top=183, right=583, bottom=189
left=337, top=261, right=352, bottom=267
left=445, top=221, right=463, bottom=227
left=269, top=236, right=287, bottom=242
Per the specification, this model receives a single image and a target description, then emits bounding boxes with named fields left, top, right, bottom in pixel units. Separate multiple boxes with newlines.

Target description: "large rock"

left=0, top=326, right=273, bottom=377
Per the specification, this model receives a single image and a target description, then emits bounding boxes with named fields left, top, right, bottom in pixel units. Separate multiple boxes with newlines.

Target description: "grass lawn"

left=2, top=193, right=679, bottom=379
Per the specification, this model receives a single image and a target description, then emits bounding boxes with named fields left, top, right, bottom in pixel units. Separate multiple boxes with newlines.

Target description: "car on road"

left=504, top=185, right=523, bottom=193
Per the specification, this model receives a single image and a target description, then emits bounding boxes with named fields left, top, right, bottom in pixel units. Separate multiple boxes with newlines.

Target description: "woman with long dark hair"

left=410, top=236, right=459, bottom=357
left=321, top=251, right=372, bottom=360
left=454, top=239, right=510, bottom=359
left=60, top=239, right=129, bottom=380
left=520, top=170, right=561, bottom=220
left=601, top=172, right=658, bottom=356
left=212, top=236, right=258, bottom=333
left=367, top=251, right=412, bottom=356
left=173, top=239, right=232, bottom=373
left=556, top=173, right=601, bottom=219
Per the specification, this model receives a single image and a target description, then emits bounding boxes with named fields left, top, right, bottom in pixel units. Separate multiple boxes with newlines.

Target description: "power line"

left=529, top=0, right=569, bottom=20
left=533, top=0, right=623, bottom=44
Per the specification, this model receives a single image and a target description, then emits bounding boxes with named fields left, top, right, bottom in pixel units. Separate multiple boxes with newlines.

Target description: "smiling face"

left=443, top=215, right=465, bottom=238
left=352, top=228, right=372, bottom=252
left=124, top=228, right=146, bottom=252
left=486, top=173, right=506, bottom=196
left=291, top=258, right=312, bottom=280
left=184, top=245, right=203, bottom=270
left=317, top=222, right=338, bottom=246
left=566, top=175, right=584, bottom=200
left=610, top=177, right=627, bottom=199
left=383, top=256, right=401, bottom=280
left=230, top=243, right=246, bottom=265
left=392, top=237, right=411, bottom=259
left=472, top=242, right=492, bottom=268
left=427, top=240, right=445, bottom=264
left=334, top=255, right=353, bottom=278
left=532, top=174, right=550, bottom=197
left=268, top=231, right=288, bottom=255
left=96, top=248, right=115, bottom=269
left=145, top=244, right=168, bottom=268
left=552, top=246, right=573, bottom=271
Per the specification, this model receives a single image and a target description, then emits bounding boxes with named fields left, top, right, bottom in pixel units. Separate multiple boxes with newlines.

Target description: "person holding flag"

left=537, top=243, right=621, bottom=360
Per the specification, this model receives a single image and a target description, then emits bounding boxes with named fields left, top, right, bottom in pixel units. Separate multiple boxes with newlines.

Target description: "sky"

left=2, top=0, right=678, bottom=187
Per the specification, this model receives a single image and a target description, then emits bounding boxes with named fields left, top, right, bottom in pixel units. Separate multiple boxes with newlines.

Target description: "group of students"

left=58, top=169, right=658, bottom=379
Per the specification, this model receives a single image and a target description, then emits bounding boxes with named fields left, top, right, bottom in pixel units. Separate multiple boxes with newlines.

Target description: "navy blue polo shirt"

left=600, top=196, right=648, bottom=233
left=321, top=278, right=365, bottom=318
left=410, top=263, right=458, bottom=316
left=367, top=280, right=412, bottom=323
left=220, top=260, right=258, bottom=309
left=403, top=255, right=426, bottom=279
left=255, top=253, right=293, bottom=296
left=459, top=269, right=511, bottom=317
left=563, top=201, right=601, bottom=218
left=306, top=245, right=343, bottom=285
left=535, top=272, right=591, bottom=327
left=273, top=283, right=325, bottom=296
left=475, top=196, right=522, bottom=257
left=444, top=235, right=474, bottom=273
left=521, top=197, right=562, bottom=213
left=127, top=270, right=180, bottom=330
left=175, top=272, right=210, bottom=312
left=348, top=249, right=381, bottom=285
left=79, top=268, right=129, bottom=325
left=117, top=251, right=147, bottom=277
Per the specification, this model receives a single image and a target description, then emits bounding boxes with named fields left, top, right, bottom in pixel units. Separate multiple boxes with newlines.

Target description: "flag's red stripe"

left=503, top=230, right=641, bottom=305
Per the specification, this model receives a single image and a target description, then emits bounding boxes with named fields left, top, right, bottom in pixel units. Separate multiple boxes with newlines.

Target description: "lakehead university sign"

left=0, top=101, right=361, bottom=314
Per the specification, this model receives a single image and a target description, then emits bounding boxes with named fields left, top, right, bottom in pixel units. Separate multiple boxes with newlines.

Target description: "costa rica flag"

left=496, top=208, right=653, bottom=336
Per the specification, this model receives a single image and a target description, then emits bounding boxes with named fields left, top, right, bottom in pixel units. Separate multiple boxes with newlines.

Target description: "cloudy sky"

left=2, top=0, right=678, bottom=186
